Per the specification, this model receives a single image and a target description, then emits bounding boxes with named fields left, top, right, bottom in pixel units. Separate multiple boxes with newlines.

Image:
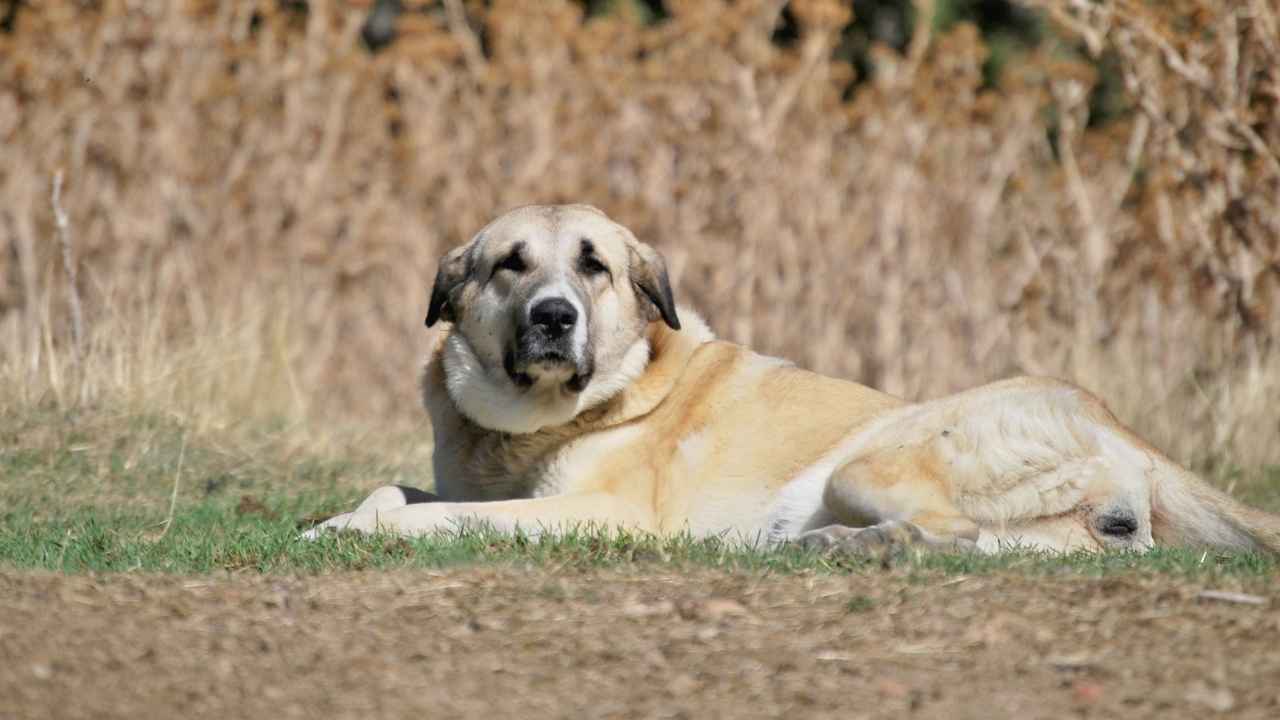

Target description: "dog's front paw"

left=298, top=511, right=357, bottom=541
left=298, top=485, right=440, bottom=541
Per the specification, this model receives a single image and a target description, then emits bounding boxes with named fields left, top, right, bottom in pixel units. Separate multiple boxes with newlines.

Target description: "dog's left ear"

left=628, top=242, right=681, bottom=330
left=425, top=243, right=474, bottom=327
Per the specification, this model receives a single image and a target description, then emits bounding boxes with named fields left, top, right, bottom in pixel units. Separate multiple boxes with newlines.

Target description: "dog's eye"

left=579, top=255, right=609, bottom=277
left=494, top=251, right=526, bottom=275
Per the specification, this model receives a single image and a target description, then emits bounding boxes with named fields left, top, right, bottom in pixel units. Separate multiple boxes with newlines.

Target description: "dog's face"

left=426, top=204, right=680, bottom=434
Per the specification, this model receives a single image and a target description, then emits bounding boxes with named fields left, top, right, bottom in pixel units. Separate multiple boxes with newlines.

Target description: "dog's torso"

left=424, top=317, right=905, bottom=541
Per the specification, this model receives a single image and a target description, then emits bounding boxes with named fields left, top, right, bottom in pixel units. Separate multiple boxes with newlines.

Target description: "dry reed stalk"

left=155, top=432, right=186, bottom=541
left=50, top=171, right=85, bottom=377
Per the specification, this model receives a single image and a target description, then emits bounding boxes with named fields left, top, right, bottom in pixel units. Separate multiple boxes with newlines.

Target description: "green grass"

left=2, top=497, right=1278, bottom=579
left=2, top=407, right=1279, bottom=578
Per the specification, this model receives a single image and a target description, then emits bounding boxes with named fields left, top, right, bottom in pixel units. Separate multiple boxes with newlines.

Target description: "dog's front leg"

left=302, top=492, right=655, bottom=539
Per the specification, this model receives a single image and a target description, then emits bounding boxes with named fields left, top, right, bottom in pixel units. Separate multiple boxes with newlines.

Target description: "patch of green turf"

left=1223, top=464, right=1280, bottom=514
left=2, top=408, right=1278, bottom=578
left=1, top=500, right=1278, bottom=578
left=0, top=406, right=427, bottom=522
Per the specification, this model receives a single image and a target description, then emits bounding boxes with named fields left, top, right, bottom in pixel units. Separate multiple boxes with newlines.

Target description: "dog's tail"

left=1150, top=462, right=1280, bottom=554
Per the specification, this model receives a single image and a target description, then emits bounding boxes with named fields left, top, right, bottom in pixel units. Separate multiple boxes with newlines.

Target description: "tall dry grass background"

left=1, top=0, right=1278, bottom=478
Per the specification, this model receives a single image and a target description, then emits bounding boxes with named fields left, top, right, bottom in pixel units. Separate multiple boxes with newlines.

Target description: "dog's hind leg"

left=797, top=377, right=1170, bottom=555
left=797, top=519, right=978, bottom=554
left=797, top=450, right=982, bottom=554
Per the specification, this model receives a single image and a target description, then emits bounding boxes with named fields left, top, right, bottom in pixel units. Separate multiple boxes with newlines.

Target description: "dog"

left=303, top=204, right=1280, bottom=555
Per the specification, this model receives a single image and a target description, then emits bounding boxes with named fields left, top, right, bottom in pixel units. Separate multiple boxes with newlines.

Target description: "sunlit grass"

left=2, top=501, right=1277, bottom=578
left=2, top=409, right=1277, bottom=578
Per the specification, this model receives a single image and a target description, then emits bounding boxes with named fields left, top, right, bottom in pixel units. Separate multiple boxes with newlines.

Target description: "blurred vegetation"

left=350, top=1, right=1118, bottom=122
left=0, top=0, right=1179, bottom=132
left=2, top=0, right=1278, bottom=477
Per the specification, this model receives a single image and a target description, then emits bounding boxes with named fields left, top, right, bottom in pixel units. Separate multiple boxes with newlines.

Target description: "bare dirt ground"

left=2, top=567, right=1278, bottom=720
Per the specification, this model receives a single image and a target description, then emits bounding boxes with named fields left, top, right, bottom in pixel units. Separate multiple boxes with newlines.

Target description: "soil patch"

left=1, top=568, right=1278, bottom=719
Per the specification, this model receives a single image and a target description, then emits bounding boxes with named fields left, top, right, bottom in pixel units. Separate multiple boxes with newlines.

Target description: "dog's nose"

left=529, top=297, right=578, bottom=337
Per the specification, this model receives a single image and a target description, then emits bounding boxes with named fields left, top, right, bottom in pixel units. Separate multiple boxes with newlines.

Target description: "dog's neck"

left=578, top=312, right=714, bottom=430
left=423, top=307, right=715, bottom=439
left=421, top=309, right=712, bottom=500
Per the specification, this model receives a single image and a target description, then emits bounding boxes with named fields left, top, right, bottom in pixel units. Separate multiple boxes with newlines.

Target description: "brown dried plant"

left=1, top=0, right=1277, bottom=478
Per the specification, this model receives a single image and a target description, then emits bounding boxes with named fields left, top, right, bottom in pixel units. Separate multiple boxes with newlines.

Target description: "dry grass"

left=1, top=0, right=1278, bottom=481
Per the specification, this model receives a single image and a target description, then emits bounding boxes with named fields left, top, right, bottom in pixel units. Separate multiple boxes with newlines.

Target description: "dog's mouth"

left=504, top=341, right=593, bottom=394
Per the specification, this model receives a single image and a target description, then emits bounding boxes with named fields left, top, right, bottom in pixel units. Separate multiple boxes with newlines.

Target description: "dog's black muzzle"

left=504, top=297, right=593, bottom=392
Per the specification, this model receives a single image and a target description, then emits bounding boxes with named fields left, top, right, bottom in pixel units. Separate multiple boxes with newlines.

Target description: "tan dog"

left=304, top=204, right=1280, bottom=554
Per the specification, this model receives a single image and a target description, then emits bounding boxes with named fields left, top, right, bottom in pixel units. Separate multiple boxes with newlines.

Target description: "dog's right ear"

left=425, top=242, right=474, bottom=327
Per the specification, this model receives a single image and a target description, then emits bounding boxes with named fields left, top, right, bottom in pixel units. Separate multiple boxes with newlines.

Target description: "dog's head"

left=426, top=204, right=681, bottom=434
